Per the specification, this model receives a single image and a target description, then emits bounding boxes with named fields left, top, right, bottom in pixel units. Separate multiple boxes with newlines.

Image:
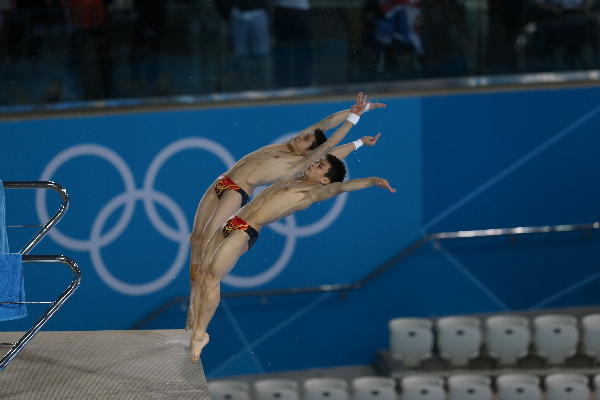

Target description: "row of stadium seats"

left=389, top=313, right=600, bottom=368
left=398, top=371, right=600, bottom=400
left=209, top=376, right=395, bottom=400
left=209, top=372, right=600, bottom=399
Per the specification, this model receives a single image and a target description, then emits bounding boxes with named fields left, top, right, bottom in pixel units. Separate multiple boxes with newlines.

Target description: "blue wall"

left=1, top=86, right=599, bottom=377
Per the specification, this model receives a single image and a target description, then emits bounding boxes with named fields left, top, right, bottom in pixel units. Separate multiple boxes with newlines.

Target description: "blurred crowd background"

left=1, top=0, right=599, bottom=105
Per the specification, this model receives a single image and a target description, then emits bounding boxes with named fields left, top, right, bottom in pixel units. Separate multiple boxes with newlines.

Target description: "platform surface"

left=0, top=329, right=211, bottom=399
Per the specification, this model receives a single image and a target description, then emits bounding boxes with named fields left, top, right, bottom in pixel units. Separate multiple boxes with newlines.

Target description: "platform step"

left=0, top=329, right=210, bottom=400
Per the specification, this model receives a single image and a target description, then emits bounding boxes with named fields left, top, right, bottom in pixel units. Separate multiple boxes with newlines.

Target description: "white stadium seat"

left=496, top=373, right=542, bottom=400
left=485, top=315, right=531, bottom=366
left=448, top=385, right=492, bottom=400
left=593, top=373, right=600, bottom=399
left=533, top=314, right=579, bottom=365
left=208, top=380, right=251, bottom=400
left=437, top=316, right=482, bottom=367
left=545, top=372, right=590, bottom=400
left=255, top=379, right=300, bottom=400
left=389, top=317, right=434, bottom=367
left=447, top=373, right=491, bottom=389
left=402, top=375, right=445, bottom=388
left=352, top=376, right=397, bottom=400
left=447, top=373, right=492, bottom=400
left=401, top=375, right=445, bottom=400
left=304, top=378, right=349, bottom=400
left=582, top=313, right=600, bottom=364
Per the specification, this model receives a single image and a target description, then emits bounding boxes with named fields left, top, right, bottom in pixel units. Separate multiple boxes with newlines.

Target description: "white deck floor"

left=0, top=329, right=210, bottom=400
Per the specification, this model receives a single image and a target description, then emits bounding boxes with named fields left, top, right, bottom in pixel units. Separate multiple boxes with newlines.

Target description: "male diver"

left=186, top=92, right=385, bottom=329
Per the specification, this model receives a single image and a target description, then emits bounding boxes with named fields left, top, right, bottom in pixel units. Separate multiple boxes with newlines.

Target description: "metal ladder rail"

left=0, top=255, right=81, bottom=371
left=131, top=221, right=600, bottom=329
left=3, top=181, right=69, bottom=256
left=0, top=181, right=78, bottom=371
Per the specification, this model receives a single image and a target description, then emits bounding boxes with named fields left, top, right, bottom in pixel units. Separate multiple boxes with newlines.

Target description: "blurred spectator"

left=486, top=0, right=526, bottom=72
left=360, top=0, right=385, bottom=80
left=64, top=0, right=114, bottom=100
left=229, top=0, right=271, bottom=90
left=129, top=0, right=168, bottom=94
left=361, top=0, right=424, bottom=79
left=272, top=0, right=312, bottom=88
left=1, top=1, right=65, bottom=104
left=419, top=0, right=469, bottom=77
left=378, top=0, right=425, bottom=55
left=527, top=0, right=597, bottom=69
left=5, top=0, right=63, bottom=63
left=362, top=0, right=386, bottom=52
left=215, top=0, right=233, bottom=20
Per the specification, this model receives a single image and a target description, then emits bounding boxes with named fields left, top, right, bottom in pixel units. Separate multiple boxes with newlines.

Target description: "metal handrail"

left=0, top=255, right=81, bottom=371
left=1, top=182, right=78, bottom=371
left=3, top=181, right=69, bottom=255
left=131, top=221, right=599, bottom=329
left=222, top=222, right=600, bottom=298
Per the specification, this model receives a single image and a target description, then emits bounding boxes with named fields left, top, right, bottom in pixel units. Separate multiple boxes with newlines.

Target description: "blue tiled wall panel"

left=1, top=86, right=599, bottom=376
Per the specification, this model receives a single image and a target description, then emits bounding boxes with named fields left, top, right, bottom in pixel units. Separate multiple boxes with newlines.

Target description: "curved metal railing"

left=1, top=181, right=79, bottom=372
left=0, top=255, right=81, bottom=371
left=131, top=221, right=599, bottom=329
left=4, top=181, right=69, bottom=255
left=226, top=221, right=600, bottom=297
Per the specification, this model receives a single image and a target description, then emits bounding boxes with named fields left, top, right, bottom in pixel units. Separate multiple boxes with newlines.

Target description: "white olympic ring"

left=90, top=190, right=189, bottom=295
left=143, top=138, right=236, bottom=241
left=36, top=144, right=137, bottom=251
left=36, top=135, right=348, bottom=294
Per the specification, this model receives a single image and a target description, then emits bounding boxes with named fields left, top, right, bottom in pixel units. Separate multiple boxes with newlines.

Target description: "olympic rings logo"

left=36, top=137, right=348, bottom=295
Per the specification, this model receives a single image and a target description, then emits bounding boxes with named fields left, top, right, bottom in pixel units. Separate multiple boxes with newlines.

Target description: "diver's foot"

left=190, top=333, right=209, bottom=364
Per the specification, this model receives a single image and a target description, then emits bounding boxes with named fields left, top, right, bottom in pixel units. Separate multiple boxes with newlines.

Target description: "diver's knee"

left=190, top=228, right=204, bottom=247
left=203, top=272, right=221, bottom=291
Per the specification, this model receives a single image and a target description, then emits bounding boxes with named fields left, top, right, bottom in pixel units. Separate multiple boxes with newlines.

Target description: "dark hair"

left=324, top=154, right=347, bottom=183
left=308, top=129, right=327, bottom=151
